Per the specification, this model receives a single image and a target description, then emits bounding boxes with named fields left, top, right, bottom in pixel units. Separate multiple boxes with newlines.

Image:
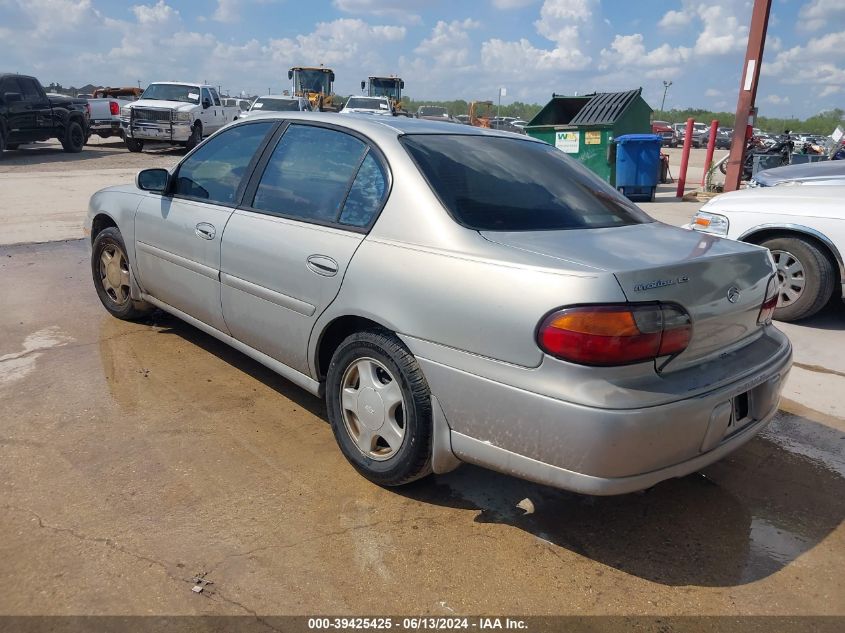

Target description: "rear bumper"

left=417, top=329, right=792, bottom=495
left=90, top=120, right=122, bottom=134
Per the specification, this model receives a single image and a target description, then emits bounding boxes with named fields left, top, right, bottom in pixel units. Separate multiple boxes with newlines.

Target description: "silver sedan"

left=85, top=113, right=792, bottom=495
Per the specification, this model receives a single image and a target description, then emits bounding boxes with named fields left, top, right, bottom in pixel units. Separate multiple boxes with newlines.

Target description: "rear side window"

left=401, top=135, right=651, bottom=231
left=251, top=125, right=370, bottom=224
left=339, top=153, right=387, bottom=227
left=174, top=121, right=275, bottom=204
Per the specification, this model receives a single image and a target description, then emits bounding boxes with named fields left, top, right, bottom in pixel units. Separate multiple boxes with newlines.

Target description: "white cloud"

left=798, top=0, right=845, bottom=32
left=481, top=36, right=591, bottom=73
left=694, top=3, right=748, bottom=56
left=599, top=34, right=691, bottom=74
left=132, top=0, right=179, bottom=26
left=212, top=0, right=238, bottom=23
left=764, top=94, right=789, bottom=105
left=705, top=88, right=722, bottom=97
left=414, top=18, right=479, bottom=67
left=658, top=9, right=692, bottom=30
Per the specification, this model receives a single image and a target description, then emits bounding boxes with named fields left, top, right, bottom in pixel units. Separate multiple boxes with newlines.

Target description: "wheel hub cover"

left=356, top=387, right=385, bottom=431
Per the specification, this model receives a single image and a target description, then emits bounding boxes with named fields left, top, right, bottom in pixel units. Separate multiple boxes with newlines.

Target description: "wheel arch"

left=739, top=224, right=844, bottom=297
left=312, top=314, right=395, bottom=380
left=90, top=212, right=118, bottom=244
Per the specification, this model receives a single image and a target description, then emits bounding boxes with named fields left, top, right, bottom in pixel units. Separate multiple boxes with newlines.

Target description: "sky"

left=0, top=0, right=843, bottom=119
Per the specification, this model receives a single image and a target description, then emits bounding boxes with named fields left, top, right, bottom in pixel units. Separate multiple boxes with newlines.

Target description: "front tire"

left=60, top=120, right=85, bottom=153
left=326, top=330, right=433, bottom=487
left=761, top=236, right=835, bottom=322
left=91, top=227, right=152, bottom=321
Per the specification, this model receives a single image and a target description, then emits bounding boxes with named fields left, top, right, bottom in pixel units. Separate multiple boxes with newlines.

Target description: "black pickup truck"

left=0, top=73, right=90, bottom=156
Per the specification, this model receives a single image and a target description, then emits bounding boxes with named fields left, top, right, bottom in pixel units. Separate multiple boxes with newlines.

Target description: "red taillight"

left=758, top=276, right=778, bottom=325
left=537, top=304, right=692, bottom=366
left=109, top=101, right=120, bottom=115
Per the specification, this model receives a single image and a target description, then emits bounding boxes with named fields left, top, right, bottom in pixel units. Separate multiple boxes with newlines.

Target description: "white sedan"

left=691, top=186, right=844, bottom=321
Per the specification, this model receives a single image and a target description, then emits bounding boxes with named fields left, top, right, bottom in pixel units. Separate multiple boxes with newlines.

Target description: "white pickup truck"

left=86, top=87, right=142, bottom=142
left=120, top=82, right=239, bottom=152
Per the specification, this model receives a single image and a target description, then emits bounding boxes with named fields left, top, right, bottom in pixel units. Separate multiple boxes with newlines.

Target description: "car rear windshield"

left=346, top=97, right=389, bottom=110
left=401, top=135, right=652, bottom=231
left=254, top=98, right=301, bottom=111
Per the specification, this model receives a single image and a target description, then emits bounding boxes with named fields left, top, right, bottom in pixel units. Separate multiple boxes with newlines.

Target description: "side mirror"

left=288, top=70, right=293, bottom=80
left=329, top=72, right=335, bottom=82
left=202, top=98, right=212, bottom=109
left=361, top=81, right=366, bottom=92
left=400, top=81, right=405, bottom=89
left=136, top=168, right=170, bottom=193
left=4, top=92, right=22, bottom=103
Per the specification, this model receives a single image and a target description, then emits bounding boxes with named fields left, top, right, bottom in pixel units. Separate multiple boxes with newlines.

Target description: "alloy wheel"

left=99, top=244, right=131, bottom=305
left=771, top=249, right=805, bottom=307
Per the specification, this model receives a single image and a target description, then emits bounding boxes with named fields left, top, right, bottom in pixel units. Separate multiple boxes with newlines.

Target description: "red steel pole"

left=676, top=117, right=695, bottom=198
left=724, top=0, right=772, bottom=191
left=701, top=119, right=719, bottom=188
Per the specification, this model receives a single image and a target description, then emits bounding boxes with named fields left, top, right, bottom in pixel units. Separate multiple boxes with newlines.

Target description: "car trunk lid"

left=480, top=222, right=775, bottom=372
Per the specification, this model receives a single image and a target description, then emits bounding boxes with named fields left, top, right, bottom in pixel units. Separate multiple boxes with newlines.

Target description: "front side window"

left=210, top=88, right=221, bottom=106
left=401, top=135, right=651, bottom=232
left=201, top=88, right=213, bottom=106
left=18, top=78, right=41, bottom=100
left=251, top=125, right=371, bottom=224
left=173, top=121, right=275, bottom=204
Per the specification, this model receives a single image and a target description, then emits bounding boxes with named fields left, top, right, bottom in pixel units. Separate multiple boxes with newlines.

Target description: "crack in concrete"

left=792, top=362, right=845, bottom=380
left=3, top=504, right=280, bottom=625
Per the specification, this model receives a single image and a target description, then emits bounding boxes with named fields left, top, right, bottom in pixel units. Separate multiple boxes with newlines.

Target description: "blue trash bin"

left=615, top=134, right=662, bottom=202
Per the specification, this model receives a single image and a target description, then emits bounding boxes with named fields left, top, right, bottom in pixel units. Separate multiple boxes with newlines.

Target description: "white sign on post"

left=555, top=131, right=580, bottom=153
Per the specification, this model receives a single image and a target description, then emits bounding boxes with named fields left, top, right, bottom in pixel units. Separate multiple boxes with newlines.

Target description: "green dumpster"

left=525, top=88, right=652, bottom=186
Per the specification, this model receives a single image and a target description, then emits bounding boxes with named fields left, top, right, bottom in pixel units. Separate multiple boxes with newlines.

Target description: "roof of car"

left=238, top=111, right=546, bottom=142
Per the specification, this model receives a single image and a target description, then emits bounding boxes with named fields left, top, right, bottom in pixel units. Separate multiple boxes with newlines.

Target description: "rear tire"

left=326, top=330, right=433, bottom=487
left=60, top=120, right=85, bottom=153
left=760, top=236, right=835, bottom=322
left=124, top=138, right=144, bottom=153
left=91, top=227, right=153, bottom=321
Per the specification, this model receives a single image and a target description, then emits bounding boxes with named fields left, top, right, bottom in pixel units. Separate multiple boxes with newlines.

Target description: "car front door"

left=133, top=120, right=278, bottom=333
left=200, top=87, right=216, bottom=134
left=17, top=77, right=52, bottom=132
left=219, top=122, right=390, bottom=374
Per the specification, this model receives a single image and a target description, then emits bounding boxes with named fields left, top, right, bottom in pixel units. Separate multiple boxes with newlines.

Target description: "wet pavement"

left=1, top=240, right=844, bottom=617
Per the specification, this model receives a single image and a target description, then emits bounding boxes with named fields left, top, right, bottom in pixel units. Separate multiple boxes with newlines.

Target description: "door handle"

left=195, top=222, right=216, bottom=240
left=306, top=255, right=338, bottom=277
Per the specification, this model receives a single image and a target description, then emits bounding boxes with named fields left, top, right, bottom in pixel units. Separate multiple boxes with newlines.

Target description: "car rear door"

left=134, top=120, right=278, bottom=333
left=219, top=122, right=390, bottom=374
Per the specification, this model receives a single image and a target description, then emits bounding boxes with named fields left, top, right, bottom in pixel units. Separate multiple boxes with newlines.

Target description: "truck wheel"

left=60, top=121, right=85, bottom=153
left=125, top=138, right=144, bottom=153
left=185, top=123, right=202, bottom=151
left=761, top=236, right=835, bottom=322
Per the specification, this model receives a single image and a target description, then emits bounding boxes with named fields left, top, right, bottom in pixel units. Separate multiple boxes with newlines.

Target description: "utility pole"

left=660, top=80, right=672, bottom=112
left=498, top=87, right=506, bottom=119
left=724, top=0, right=772, bottom=192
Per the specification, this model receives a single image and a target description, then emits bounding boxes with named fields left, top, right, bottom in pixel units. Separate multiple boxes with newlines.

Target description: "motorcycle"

left=720, top=131, right=795, bottom=180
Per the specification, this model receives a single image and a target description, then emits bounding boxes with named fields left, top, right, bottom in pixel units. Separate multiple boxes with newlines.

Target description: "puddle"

left=0, top=326, right=74, bottom=385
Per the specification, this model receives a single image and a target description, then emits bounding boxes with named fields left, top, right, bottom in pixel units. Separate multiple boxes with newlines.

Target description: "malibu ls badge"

left=633, top=274, right=689, bottom=292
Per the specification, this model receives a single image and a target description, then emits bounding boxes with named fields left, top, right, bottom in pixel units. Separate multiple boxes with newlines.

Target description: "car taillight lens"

left=758, top=276, right=778, bottom=325
left=537, top=304, right=692, bottom=366
left=109, top=101, right=120, bottom=115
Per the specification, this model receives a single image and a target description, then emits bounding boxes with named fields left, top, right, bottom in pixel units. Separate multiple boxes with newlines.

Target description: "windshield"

left=369, top=78, right=400, bottom=100
left=252, top=98, right=303, bottom=112
left=140, top=83, right=200, bottom=104
left=345, top=97, right=390, bottom=111
left=419, top=106, right=448, bottom=117
left=294, top=70, right=330, bottom=94
left=402, top=135, right=651, bottom=232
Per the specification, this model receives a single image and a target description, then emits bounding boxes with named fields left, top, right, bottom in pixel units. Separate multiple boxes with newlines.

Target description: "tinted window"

left=339, top=153, right=387, bottom=227
left=174, top=122, right=274, bottom=204
left=0, top=78, right=20, bottom=97
left=251, top=125, right=368, bottom=224
left=18, top=78, right=41, bottom=100
left=201, top=88, right=212, bottom=105
left=210, top=88, right=221, bottom=106
left=252, top=98, right=302, bottom=112
left=402, top=135, right=651, bottom=231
